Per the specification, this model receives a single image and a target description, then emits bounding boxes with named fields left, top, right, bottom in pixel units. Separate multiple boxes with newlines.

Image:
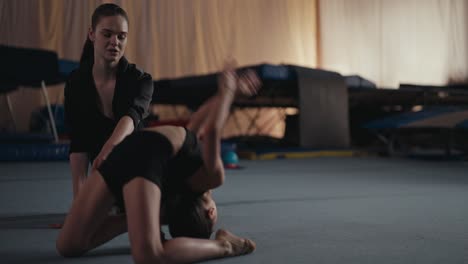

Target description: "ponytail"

left=79, top=36, right=94, bottom=67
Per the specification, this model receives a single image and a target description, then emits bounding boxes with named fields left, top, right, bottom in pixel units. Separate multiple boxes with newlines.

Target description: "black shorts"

left=98, top=130, right=173, bottom=208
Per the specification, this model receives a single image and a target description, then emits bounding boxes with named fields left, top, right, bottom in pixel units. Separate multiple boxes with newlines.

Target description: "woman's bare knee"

left=56, top=225, right=88, bottom=257
left=56, top=236, right=87, bottom=258
left=131, top=241, right=165, bottom=264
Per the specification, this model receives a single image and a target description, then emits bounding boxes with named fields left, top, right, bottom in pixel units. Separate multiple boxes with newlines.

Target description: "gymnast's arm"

left=187, top=64, right=261, bottom=192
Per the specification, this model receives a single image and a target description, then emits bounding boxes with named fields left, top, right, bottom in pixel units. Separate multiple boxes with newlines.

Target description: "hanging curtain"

left=318, top=0, right=468, bottom=88
left=0, top=0, right=318, bottom=79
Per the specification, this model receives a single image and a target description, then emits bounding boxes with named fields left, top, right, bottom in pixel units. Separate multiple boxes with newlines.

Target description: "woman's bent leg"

left=56, top=170, right=122, bottom=257
left=123, top=177, right=231, bottom=264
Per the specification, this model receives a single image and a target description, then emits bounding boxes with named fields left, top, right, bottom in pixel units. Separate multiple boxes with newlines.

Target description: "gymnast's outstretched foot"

left=215, top=229, right=256, bottom=257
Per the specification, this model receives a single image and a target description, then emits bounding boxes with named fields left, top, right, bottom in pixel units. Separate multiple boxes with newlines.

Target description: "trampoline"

left=364, top=106, right=468, bottom=156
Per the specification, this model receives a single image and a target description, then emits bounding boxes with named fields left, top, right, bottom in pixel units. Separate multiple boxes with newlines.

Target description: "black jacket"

left=64, top=57, right=154, bottom=161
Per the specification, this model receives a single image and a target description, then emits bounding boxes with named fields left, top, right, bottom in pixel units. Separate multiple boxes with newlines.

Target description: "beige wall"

left=319, top=0, right=468, bottom=88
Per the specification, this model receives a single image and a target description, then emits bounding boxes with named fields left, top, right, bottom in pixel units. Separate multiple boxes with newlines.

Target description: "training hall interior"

left=1, top=1, right=468, bottom=263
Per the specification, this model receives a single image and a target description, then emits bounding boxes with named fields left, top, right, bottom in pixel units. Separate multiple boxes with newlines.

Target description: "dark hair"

left=167, top=193, right=214, bottom=239
left=79, top=3, right=129, bottom=66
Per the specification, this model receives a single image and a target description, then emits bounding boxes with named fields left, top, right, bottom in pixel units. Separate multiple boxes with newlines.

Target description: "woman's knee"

left=131, top=241, right=165, bottom=264
left=56, top=233, right=88, bottom=258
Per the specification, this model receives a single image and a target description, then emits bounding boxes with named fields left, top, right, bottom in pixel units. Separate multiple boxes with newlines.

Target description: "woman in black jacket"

left=65, top=3, right=154, bottom=199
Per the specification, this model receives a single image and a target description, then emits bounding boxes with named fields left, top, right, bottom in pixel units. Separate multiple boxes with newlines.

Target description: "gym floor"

left=1, top=157, right=467, bottom=264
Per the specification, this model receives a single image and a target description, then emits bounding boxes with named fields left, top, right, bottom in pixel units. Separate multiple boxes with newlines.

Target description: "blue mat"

left=364, top=106, right=468, bottom=130
left=0, top=143, right=69, bottom=161
left=0, top=133, right=54, bottom=143
left=58, top=59, right=79, bottom=77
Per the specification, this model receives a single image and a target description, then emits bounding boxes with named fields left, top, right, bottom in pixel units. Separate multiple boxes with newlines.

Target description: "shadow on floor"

left=0, top=213, right=65, bottom=229
left=3, top=246, right=131, bottom=264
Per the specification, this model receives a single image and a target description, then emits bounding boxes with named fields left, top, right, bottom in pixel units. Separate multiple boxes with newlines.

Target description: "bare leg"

left=162, top=229, right=256, bottom=262
left=123, top=177, right=234, bottom=264
left=56, top=170, right=126, bottom=257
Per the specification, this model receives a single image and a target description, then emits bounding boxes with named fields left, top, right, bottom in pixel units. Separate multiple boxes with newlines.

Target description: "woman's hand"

left=218, top=60, right=238, bottom=96
left=92, top=116, right=135, bottom=170
left=237, top=69, right=261, bottom=97
left=219, top=62, right=261, bottom=97
left=92, top=142, right=114, bottom=170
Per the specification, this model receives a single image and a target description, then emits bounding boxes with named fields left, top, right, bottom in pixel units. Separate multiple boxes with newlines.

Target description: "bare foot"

left=215, top=229, right=256, bottom=257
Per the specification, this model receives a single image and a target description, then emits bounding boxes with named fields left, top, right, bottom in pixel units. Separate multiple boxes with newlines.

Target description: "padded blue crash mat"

left=0, top=143, right=69, bottom=161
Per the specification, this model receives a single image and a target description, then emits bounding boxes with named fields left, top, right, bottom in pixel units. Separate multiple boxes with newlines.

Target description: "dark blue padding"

left=58, top=59, right=79, bottom=78
left=258, top=64, right=293, bottom=80
left=456, top=119, right=468, bottom=129
left=0, top=143, right=69, bottom=161
left=364, top=106, right=465, bottom=130
left=0, top=132, right=54, bottom=143
left=0, top=45, right=66, bottom=87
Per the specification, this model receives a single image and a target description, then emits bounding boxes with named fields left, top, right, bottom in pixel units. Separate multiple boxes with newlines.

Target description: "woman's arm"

left=189, top=96, right=236, bottom=190
left=92, top=73, right=154, bottom=169
left=187, top=63, right=261, bottom=191
left=126, top=72, right=154, bottom=128
left=92, top=116, right=134, bottom=169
